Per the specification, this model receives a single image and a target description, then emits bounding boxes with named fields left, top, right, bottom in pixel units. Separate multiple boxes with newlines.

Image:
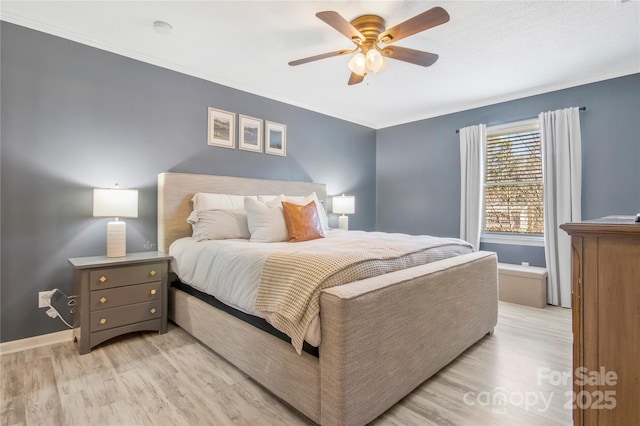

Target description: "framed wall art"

left=238, top=115, right=263, bottom=152
left=207, top=107, right=235, bottom=148
left=265, top=121, right=286, bottom=156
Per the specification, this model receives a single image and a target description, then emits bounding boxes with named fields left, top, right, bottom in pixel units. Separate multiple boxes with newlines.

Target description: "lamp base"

left=106, top=221, right=127, bottom=257
left=338, top=215, right=349, bottom=231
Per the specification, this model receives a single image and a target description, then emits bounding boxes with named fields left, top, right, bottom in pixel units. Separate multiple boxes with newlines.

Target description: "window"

left=483, top=119, right=543, bottom=239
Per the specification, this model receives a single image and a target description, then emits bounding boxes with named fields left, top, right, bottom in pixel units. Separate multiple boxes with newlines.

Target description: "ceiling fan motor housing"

left=350, top=14, right=386, bottom=51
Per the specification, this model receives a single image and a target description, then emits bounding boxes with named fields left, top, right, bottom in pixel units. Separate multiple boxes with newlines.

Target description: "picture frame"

left=265, top=121, right=287, bottom=156
left=238, top=115, right=263, bottom=152
left=207, top=107, right=235, bottom=148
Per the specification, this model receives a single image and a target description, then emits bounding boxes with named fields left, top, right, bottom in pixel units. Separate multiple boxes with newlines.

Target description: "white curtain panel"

left=459, top=124, right=486, bottom=251
left=539, top=107, right=582, bottom=308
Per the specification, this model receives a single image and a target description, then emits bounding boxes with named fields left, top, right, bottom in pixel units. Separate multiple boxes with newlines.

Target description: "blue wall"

left=2, top=20, right=638, bottom=343
left=376, top=73, right=640, bottom=267
left=0, top=23, right=376, bottom=342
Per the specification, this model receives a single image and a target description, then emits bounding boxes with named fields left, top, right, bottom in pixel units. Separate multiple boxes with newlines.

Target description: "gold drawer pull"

left=149, top=270, right=157, bottom=277
left=99, top=276, right=107, bottom=283
left=150, top=289, right=157, bottom=295
left=99, top=297, right=107, bottom=304
left=99, top=318, right=107, bottom=325
left=150, top=308, right=157, bottom=314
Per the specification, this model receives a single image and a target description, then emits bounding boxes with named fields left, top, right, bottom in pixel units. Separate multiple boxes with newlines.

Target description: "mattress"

left=170, top=279, right=320, bottom=357
left=170, top=230, right=473, bottom=351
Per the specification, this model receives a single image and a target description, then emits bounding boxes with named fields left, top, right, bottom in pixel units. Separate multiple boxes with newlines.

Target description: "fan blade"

left=381, top=46, right=439, bottom=67
left=378, top=7, right=450, bottom=44
left=348, top=72, right=365, bottom=85
left=288, top=49, right=354, bottom=66
left=316, top=11, right=365, bottom=44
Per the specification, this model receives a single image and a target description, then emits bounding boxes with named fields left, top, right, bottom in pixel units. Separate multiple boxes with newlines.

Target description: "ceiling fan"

left=288, top=7, right=450, bottom=85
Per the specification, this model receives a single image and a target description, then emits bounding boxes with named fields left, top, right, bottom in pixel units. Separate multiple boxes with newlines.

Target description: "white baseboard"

left=0, top=329, right=74, bottom=355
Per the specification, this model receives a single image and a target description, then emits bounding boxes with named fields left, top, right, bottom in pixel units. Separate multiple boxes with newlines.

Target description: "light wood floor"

left=2, top=302, right=572, bottom=425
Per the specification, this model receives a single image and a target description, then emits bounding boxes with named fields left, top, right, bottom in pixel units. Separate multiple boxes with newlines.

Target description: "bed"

left=158, top=172, right=498, bottom=425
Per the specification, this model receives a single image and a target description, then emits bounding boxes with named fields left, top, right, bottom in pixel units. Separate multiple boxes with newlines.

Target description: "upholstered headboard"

left=157, top=172, right=327, bottom=253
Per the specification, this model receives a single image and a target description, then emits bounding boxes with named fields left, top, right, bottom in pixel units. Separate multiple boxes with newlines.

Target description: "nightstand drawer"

left=90, top=282, right=162, bottom=311
left=90, top=300, right=162, bottom=331
left=89, top=262, right=163, bottom=290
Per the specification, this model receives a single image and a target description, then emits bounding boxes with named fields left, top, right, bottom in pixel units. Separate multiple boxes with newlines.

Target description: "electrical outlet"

left=38, top=291, right=52, bottom=308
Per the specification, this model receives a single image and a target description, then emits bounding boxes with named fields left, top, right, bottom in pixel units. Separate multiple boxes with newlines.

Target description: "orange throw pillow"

left=281, top=200, right=324, bottom=242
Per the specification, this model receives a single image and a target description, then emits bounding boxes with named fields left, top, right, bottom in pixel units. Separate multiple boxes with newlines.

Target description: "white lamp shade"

left=348, top=53, right=366, bottom=76
left=332, top=195, right=355, bottom=215
left=93, top=188, right=139, bottom=218
left=365, top=49, right=384, bottom=73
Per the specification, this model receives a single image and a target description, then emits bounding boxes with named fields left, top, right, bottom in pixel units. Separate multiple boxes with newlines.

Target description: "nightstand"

left=68, top=251, right=171, bottom=354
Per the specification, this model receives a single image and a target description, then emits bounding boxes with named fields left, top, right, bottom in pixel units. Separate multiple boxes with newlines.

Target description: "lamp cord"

left=46, top=289, right=78, bottom=329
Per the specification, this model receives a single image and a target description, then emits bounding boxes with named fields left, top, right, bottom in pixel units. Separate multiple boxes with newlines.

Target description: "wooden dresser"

left=560, top=216, right=640, bottom=426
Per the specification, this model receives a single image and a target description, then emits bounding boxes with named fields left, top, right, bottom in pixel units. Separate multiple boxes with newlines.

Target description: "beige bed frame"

left=158, top=172, right=498, bottom=425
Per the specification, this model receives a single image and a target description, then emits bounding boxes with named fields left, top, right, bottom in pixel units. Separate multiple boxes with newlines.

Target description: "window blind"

left=484, top=124, right=543, bottom=234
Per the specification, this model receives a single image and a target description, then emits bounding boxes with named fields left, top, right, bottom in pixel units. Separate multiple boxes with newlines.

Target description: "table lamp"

left=93, top=185, right=138, bottom=257
left=332, top=194, right=355, bottom=230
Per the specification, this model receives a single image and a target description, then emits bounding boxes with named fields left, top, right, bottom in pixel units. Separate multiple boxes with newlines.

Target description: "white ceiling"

left=2, top=1, right=639, bottom=129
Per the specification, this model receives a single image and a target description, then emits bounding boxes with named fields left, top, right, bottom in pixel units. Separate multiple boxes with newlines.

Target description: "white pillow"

left=187, top=209, right=250, bottom=241
left=257, top=195, right=283, bottom=203
left=244, top=196, right=289, bottom=243
left=259, top=193, right=329, bottom=233
left=191, top=192, right=257, bottom=211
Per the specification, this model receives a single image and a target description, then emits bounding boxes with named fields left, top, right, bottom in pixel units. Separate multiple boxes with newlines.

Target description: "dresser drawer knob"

left=150, top=308, right=157, bottom=314
left=99, top=276, right=107, bottom=283
left=99, top=318, right=107, bottom=325
left=149, top=270, right=157, bottom=277
left=100, top=297, right=107, bottom=304
left=150, top=289, right=157, bottom=295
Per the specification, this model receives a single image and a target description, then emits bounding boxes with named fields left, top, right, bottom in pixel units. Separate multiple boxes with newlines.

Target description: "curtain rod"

left=455, top=106, right=586, bottom=134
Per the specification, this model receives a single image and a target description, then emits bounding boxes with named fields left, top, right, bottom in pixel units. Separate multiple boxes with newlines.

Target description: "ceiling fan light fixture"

left=348, top=52, right=366, bottom=76
left=290, top=7, right=450, bottom=85
left=365, top=48, right=384, bottom=73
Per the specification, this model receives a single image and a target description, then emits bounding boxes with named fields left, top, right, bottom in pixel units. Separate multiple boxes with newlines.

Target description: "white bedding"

left=170, top=230, right=473, bottom=347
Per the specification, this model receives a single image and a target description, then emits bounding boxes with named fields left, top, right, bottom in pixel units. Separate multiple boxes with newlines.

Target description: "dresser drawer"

left=90, top=282, right=162, bottom=311
left=89, top=262, right=163, bottom=290
left=90, top=301, right=162, bottom=331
